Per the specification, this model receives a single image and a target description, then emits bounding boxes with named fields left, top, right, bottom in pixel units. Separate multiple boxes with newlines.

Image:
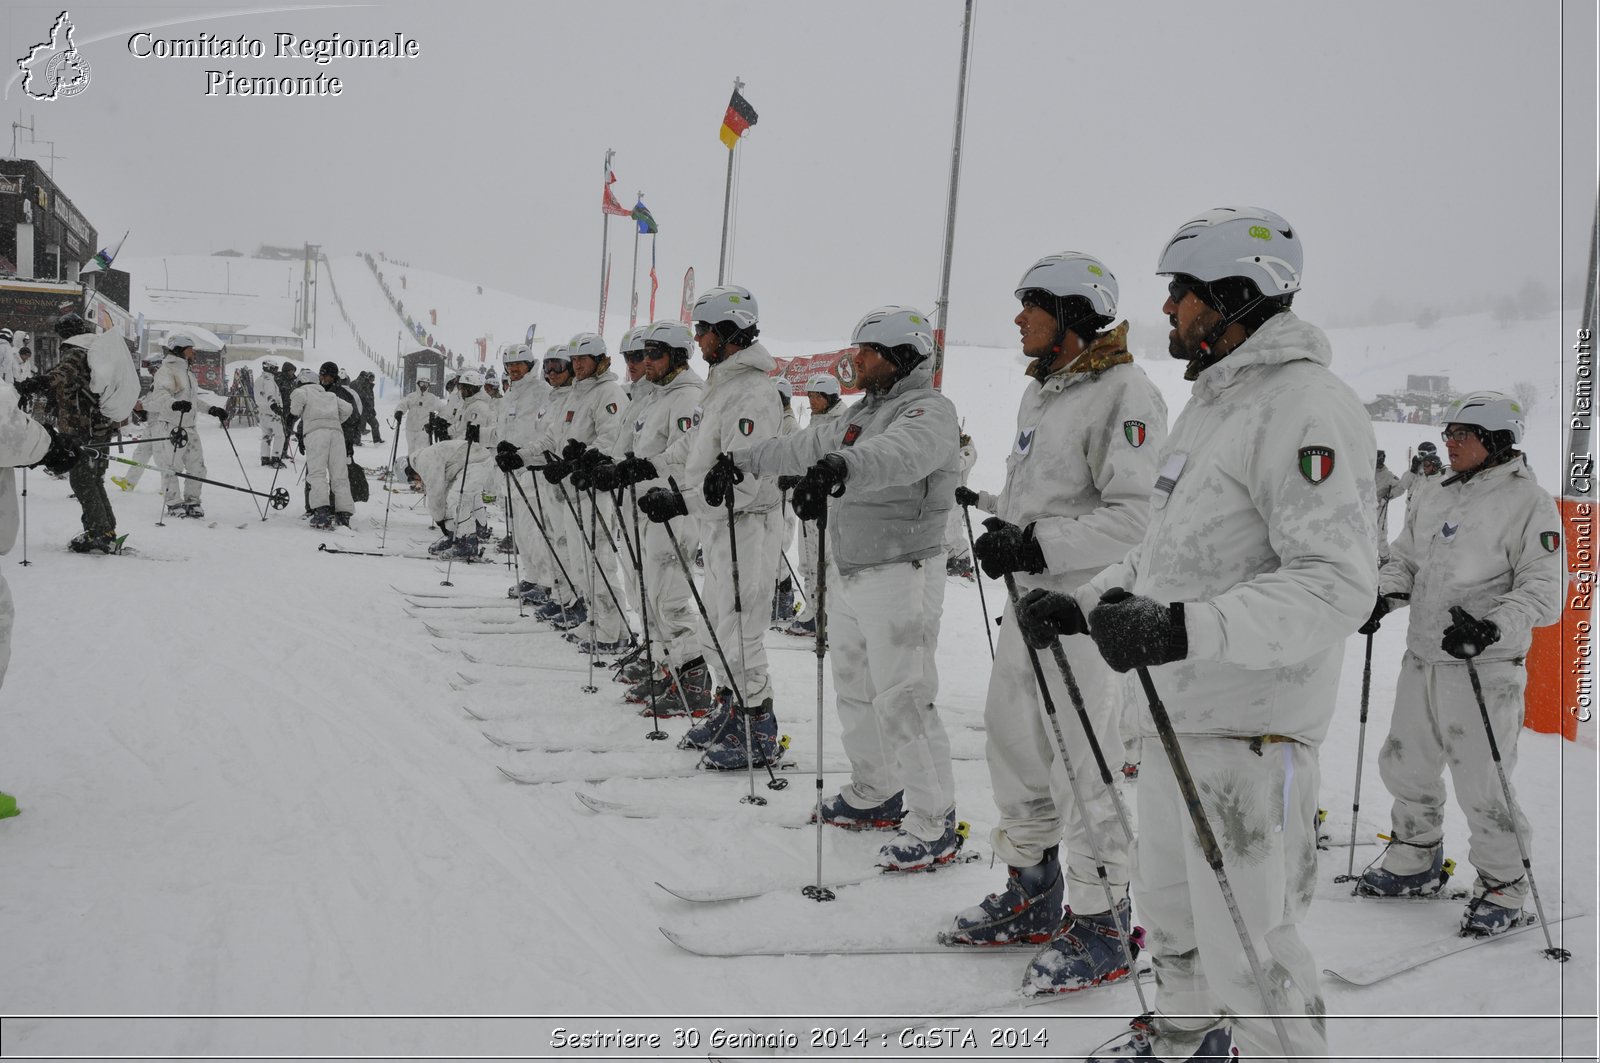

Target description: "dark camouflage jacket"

left=39, top=351, right=118, bottom=441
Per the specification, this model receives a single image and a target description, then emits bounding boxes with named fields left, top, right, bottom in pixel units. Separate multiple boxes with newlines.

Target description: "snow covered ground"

left=0, top=267, right=1592, bottom=1061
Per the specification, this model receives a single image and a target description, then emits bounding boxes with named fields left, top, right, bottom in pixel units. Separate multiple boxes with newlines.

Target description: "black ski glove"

left=791, top=455, right=848, bottom=521
left=954, top=485, right=980, bottom=508
left=465, top=423, right=480, bottom=444
left=13, top=376, right=45, bottom=405
left=393, top=410, right=403, bottom=425
left=777, top=474, right=803, bottom=492
left=973, top=517, right=1046, bottom=580
left=1087, top=587, right=1189, bottom=673
left=209, top=405, right=228, bottom=423
left=1442, top=606, right=1499, bottom=660
left=702, top=451, right=744, bottom=508
left=639, top=485, right=688, bottom=523
left=540, top=450, right=571, bottom=484
left=170, top=400, right=193, bottom=413
left=590, top=461, right=621, bottom=494
left=495, top=449, right=524, bottom=473
left=32, top=425, right=82, bottom=476
left=1358, top=595, right=1391, bottom=636
left=1015, top=588, right=1089, bottom=650
left=614, top=455, right=658, bottom=487
left=561, top=438, right=589, bottom=464
left=270, top=402, right=284, bottom=417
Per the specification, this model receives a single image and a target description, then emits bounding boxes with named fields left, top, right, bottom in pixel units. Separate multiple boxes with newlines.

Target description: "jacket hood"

left=1192, top=311, right=1332, bottom=397
left=711, top=341, right=776, bottom=377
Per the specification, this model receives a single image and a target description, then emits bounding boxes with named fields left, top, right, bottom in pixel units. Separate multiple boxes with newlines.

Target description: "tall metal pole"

left=629, top=192, right=642, bottom=329
left=1565, top=179, right=1598, bottom=501
left=931, top=0, right=975, bottom=389
left=717, top=77, right=744, bottom=286
left=599, top=148, right=615, bottom=335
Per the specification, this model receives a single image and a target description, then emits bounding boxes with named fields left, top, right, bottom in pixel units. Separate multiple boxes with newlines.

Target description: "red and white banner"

left=772, top=348, right=862, bottom=396
left=679, top=267, right=695, bottom=325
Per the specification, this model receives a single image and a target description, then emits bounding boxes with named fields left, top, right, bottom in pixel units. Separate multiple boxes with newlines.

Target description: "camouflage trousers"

left=70, top=445, right=115, bottom=536
left=1135, top=736, right=1326, bottom=1062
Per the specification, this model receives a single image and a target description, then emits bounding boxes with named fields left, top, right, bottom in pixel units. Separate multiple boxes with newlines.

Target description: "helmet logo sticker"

left=738, top=417, right=754, bottom=436
left=1541, top=531, right=1560, bottom=552
left=1087, top=264, right=1103, bottom=276
left=1016, top=427, right=1035, bottom=456
left=1248, top=225, right=1272, bottom=240
left=1124, top=420, right=1146, bottom=447
left=1298, top=446, right=1334, bottom=485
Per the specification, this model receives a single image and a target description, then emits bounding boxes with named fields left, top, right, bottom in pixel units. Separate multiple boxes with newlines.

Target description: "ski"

left=485, top=731, right=638, bottom=754
left=402, top=597, right=524, bottom=610
left=322, top=543, right=492, bottom=562
left=575, top=790, right=820, bottom=828
left=658, top=922, right=1035, bottom=958
left=655, top=849, right=985, bottom=904
left=1323, top=911, right=1585, bottom=986
left=497, top=761, right=845, bottom=786
left=423, top=620, right=549, bottom=638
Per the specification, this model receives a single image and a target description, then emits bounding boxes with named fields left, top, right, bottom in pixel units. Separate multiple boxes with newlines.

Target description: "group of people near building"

left=0, top=203, right=1567, bottom=1062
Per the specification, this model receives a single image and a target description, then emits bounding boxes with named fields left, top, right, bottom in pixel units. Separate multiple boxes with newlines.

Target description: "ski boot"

left=184, top=502, right=205, bottom=519
left=633, top=678, right=689, bottom=718
left=550, top=601, right=591, bottom=632
left=110, top=476, right=134, bottom=492
left=497, top=534, right=516, bottom=555
left=519, top=585, right=551, bottom=606
left=674, top=658, right=716, bottom=717
left=0, top=790, right=18, bottom=819
left=533, top=597, right=576, bottom=623
left=309, top=506, right=334, bottom=530
left=1086, top=1017, right=1237, bottom=1061
left=625, top=670, right=675, bottom=703
left=508, top=580, right=537, bottom=600
left=680, top=687, right=734, bottom=749
left=449, top=532, right=482, bottom=559
left=1024, top=897, right=1143, bottom=995
left=1356, top=844, right=1453, bottom=898
left=1461, top=877, right=1527, bottom=937
left=268, top=457, right=286, bottom=470
left=769, top=579, right=796, bottom=627
left=260, top=456, right=273, bottom=466
left=810, top=790, right=905, bottom=831
left=427, top=522, right=457, bottom=555
left=702, top=698, right=779, bottom=770
left=944, top=846, right=1064, bottom=946
left=946, top=554, right=975, bottom=580
left=333, top=512, right=352, bottom=528
left=166, top=502, right=190, bottom=518
left=616, top=656, right=657, bottom=685
left=784, top=617, right=816, bottom=638
left=1120, top=761, right=1140, bottom=781
left=68, top=531, right=119, bottom=554
left=878, top=812, right=967, bottom=872
left=577, top=634, right=636, bottom=656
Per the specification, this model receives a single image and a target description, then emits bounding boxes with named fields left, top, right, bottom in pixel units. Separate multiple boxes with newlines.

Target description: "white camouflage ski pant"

left=153, top=419, right=206, bottom=506
left=119, top=434, right=155, bottom=488
left=984, top=610, right=1129, bottom=912
left=510, top=472, right=576, bottom=600
left=700, top=507, right=780, bottom=704
left=1135, top=735, right=1327, bottom=1063
left=558, top=484, right=628, bottom=643
left=828, top=556, right=955, bottom=841
left=1375, top=651, right=1532, bottom=905
left=943, top=505, right=971, bottom=562
left=304, top=427, right=353, bottom=514
left=260, top=409, right=285, bottom=460
left=643, top=516, right=707, bottom=670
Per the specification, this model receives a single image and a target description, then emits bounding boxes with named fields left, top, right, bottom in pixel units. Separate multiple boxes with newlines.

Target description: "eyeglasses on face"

left=623, top=352, right=648, bottom=363
left=693, top=322, right=713, bottom=337
left=1167, top=278, right=1203, bottom=306
left=642, top=346, right=672, bottom=360
left=1441, top=428, right=1477, bottom=443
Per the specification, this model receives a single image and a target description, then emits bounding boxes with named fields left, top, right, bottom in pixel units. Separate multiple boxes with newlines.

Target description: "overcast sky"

left=3, top=0, right=1595, bottom=347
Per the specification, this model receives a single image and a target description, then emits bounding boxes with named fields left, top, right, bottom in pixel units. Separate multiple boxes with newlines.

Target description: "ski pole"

left=440, top=431, right=476, bottom=588
left=804, top=500, right=834, bottom=902
left=1003, top=574, right=1147, bottom=1014
left=629, top=479, right=666, bottom=741
left=1456, top=612, right=1570, bottom=963
left=552, top=479, right=635, bottom=640
left=219, top=420, right=265, bottom=520
left=79, top=430, right=185, bottom=451
left=962, top=502, right=996, bottom=660
left=507, top=470, right=581, bottom=609
left=1130, top=661, right=1294, bottom=1059
left=106, top=456, right=291, bottom=510
left=582, top=488, right=600, bottom=694
left=380, top=430, right=402, bottom=547
left=502, top=470, right=522, bottom=616
left=726, top=480, right=763, bottom=805
left=18, top=469, right=28, bottom=567
left=1039, top=630, right=1137, bottom=848
left=1335, top=630, right=1377, bottom=882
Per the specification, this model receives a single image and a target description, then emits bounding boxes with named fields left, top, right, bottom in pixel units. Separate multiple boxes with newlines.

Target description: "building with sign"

left=0, top=158, right=104, bottom=372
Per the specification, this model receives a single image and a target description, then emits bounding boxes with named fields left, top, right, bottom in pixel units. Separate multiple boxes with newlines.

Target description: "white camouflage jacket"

left=1081, top=311, right=1379, bottom=744
left=737, top=358, right=960, bottom=575
left=498, top=372, right=550, bottom=451
left=289, top=383, right=353, bottom=435
left=148, top=354, right=223, bottom=426
left=1379, top=457, right=1563, bottom=664
left=677, top=343, right=782, bottom=519
left=558, top=369, right=629, bottom=458
left=0, top=379, right=52, bottom=553
left=620, top=367, right=704, bottom=489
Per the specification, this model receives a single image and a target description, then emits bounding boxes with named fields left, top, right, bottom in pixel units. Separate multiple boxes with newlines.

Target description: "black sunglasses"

left=693, top=322, right=713, bottom=337
left=623, top=351, right=648, bottom=363
left=1167, top=277, right=1203, bottom=306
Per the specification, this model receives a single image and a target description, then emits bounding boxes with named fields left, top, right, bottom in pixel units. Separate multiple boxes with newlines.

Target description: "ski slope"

left=0, top=268, right=1591, bottom=1060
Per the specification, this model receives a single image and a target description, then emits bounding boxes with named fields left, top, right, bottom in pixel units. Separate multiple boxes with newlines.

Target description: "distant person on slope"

left=726, top=306, right=965, bottom=872
left=257, top=361, right=288, bottom=468
left=147, top=330, right=229, bottom=519
left=492, top=344, right=556, bottom=599
left=290, top=365, right=354, bottom=530
left=1357, top=391, right=1562, bottom=937
left=946, top=254, right=1166, bottom=1001
left=354, top=370, right=383, bottom=445
left=943, top=430, right=979, bottom=579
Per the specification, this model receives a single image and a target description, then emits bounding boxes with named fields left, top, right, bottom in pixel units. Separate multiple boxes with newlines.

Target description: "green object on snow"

left=0, top=791, right=18, bottom=819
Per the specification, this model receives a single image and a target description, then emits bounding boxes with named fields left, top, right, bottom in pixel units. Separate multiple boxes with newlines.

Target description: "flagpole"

left=717, top=76, right=744, bottom=286
left=599, top=148, right=614, bottom=335
left=932, top=0, right=975, bottom=389
left=630, top=191, right=643, bottom=329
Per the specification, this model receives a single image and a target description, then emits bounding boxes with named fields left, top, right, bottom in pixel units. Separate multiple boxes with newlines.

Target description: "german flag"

left=719, top=88, right=758, bottom=150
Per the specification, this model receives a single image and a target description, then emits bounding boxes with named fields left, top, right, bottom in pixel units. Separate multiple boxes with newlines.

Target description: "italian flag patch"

left=1298, top=446, right=1335, bottom=485
left=1541, top=531, right=1561, bottom=552
left=676, top=416, right=692, bottom=433
left=738, top=417, right=755, bottom=436
left=1124, top=420, right=1146, bottom=447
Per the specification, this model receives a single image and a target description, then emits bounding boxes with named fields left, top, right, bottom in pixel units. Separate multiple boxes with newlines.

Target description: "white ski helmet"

left=1156, top=206, right=1303, bottom=296
left=1014, top=253, right=1119, bottom=319
left=1444, top=390, right=1525, bottom=444
left=568, top=333, right=607, bottom=361
left=775, top=377, right=793, bottom=402
left=298, top=367, right=318, bottom=384
left=543, top=343, right=571, bottom=366
left=163, top=330, right=197, bottom=352
left=805, top=373, right=841, bottom=398
left=641, top=319, right=694, bottom=353
left=618, top=327, right=647, bottom=356
left=691, top=285, right=759, bottom=330
left=851, top=305, right=936, bottom=368
left=459, top=369, right=485, bottom=388
left=502, top=343, right=534, bottom=366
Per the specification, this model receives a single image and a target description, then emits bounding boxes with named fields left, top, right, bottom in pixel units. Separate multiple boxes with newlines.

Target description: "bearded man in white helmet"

left=945, top=254, right=1167, bottom=1000
left=1019, top=209, right=1377, bottom=1062
left=1357, top=391, right=1562, bottom=938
